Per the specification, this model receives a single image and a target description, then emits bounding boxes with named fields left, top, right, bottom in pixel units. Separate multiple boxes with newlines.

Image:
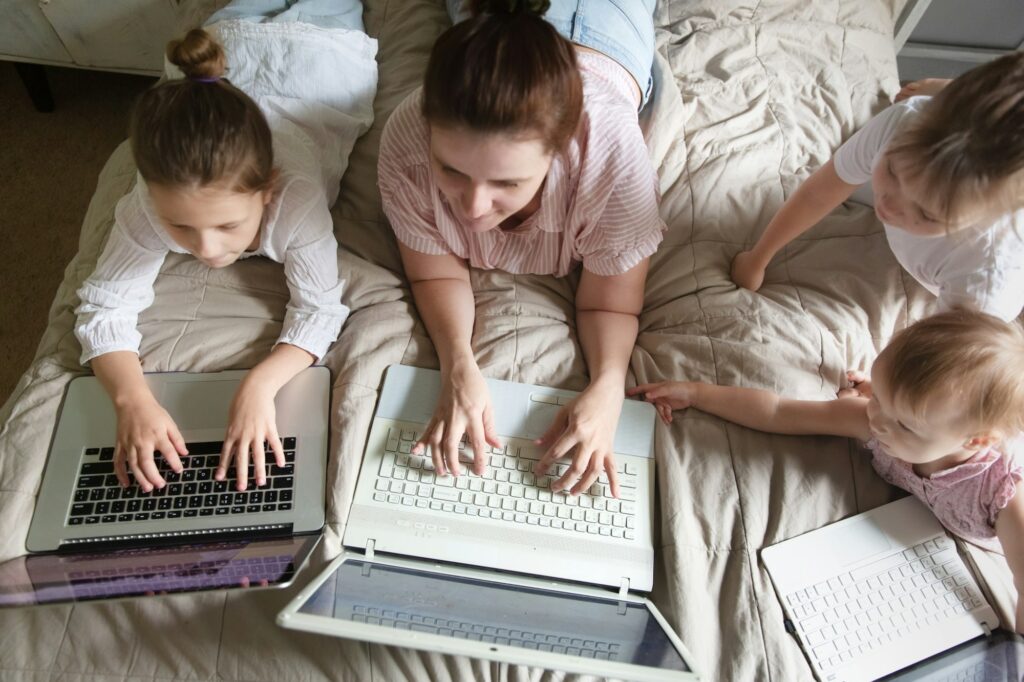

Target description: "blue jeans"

left=208, top=0, right=364, bottom=32
left=446, top=0, right=656, bottom=108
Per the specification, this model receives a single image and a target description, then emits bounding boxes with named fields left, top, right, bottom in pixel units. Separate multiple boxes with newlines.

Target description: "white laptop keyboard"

left=370, top=425, right=640, bottom=541
left=785, top=535, right=987, bottom=675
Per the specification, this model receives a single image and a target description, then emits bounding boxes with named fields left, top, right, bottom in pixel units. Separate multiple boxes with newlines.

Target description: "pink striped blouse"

left=378, top=51, right=665, bottom=278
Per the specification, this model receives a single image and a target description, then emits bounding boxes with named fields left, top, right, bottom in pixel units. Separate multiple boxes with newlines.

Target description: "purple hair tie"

left=190, top=76, right=220, bottom=83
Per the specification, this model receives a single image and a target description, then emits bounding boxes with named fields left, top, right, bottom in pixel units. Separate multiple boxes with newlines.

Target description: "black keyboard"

left=66, top=438, right=297, bottom=527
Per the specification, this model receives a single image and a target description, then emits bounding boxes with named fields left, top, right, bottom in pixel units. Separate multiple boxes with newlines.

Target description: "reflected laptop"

left=0, top=535, right=319, bottom=607
left=27, top=367, right=330, bottom=552
left=277, top=365, right=700, bottom=680
left=763, top=496, right=1003, bottom=682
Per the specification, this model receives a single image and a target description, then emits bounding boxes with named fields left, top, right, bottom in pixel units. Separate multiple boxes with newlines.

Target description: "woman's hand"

left=113, top=393, right=189, bottom=492
left=626, top=381, right=699, bottom=424
left=533, top=380, right=624, bottom=498
left=413, top=360, right=501, bottom=477
left=217, top=377, right=284, bottom=491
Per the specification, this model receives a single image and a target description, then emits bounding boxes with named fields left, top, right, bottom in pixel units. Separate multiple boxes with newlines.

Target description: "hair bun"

left=470, top=0, right=550, bottom=17
left=166, top=28, right=226, bottom=80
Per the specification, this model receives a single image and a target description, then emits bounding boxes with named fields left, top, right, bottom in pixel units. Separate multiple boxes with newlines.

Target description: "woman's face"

left=429, top=125, right=553, bottom=233
left=149, top=182, right=270, bottom=268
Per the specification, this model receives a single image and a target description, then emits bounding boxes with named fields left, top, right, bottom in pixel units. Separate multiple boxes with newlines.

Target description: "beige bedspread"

left=0, top=1, right=1014, bottom=680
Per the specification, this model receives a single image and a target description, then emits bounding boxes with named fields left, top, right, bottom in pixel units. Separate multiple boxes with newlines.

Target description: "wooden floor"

left=0, top=62, right=155, bottom=407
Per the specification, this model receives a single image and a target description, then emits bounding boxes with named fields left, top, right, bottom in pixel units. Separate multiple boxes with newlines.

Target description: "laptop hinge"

left=365, top=539, right=376, bottom=560
left=982, top=621, right=993, bottom=637
left=618, top=578, right=630, bottom=598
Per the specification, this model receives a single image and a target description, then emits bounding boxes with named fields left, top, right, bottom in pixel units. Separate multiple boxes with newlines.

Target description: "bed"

left=0, top=0, right=1015, bottom=680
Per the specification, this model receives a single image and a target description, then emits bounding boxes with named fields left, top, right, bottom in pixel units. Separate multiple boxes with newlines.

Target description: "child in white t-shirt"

left=731, top=52, right=1024, bottom=321
left=75, top=2, right=375, bottom=494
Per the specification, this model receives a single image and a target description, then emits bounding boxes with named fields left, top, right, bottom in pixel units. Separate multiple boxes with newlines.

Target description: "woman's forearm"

left=410, top=278, right=477, bottom=372
left=577, top=310, right=637, bottom=388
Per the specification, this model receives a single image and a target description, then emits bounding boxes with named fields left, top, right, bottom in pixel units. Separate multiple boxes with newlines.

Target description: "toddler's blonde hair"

left=885, top=309, right=1024, bottom=436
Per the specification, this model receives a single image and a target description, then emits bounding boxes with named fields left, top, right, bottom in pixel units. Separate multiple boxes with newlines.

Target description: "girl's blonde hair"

left=886, top=51, right=1024, bottom=227
left=885, top=309, right=1024, bottom=435
left=129, top=28, right=274, bottom=193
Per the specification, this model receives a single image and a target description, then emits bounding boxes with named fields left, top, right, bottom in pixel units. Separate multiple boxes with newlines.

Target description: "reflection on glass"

left=0, top=536, right=316, bottom=606
left=299, top=560, right=689, bottom=671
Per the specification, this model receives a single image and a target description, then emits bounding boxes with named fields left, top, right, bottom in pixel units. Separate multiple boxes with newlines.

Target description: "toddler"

left=731, top=52, right=1024, bottom=321
left=629, top=310, right=1024, bottom=631
left=75, top=1, right=375, bottom=493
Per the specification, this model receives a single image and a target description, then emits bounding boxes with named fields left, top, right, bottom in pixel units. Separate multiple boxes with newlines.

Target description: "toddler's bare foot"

left=896, top=78, right=952, bottom=102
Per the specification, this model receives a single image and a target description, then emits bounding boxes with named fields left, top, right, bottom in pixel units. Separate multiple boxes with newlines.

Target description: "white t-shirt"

left=833, top=96, right=1024, bottom=322
left=74, top=133, right=349, bottom=364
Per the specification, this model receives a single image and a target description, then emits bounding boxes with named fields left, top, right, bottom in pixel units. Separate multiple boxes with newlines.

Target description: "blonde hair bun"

left=166, top=28, right=226, bottom=80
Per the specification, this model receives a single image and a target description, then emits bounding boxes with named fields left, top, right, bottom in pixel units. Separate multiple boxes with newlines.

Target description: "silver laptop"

left=762, top=495, right=1002, bottom=682
left=27, top=367, right=330, bottom=553
left=277, top=364, right=701, bottom=680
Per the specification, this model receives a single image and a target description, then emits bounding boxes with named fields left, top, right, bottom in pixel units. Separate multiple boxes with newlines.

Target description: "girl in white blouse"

left=75, top=6, right=373, bottom=494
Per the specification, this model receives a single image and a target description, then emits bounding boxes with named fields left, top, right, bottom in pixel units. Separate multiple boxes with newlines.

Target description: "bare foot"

left=896, top=78, right=952, bottom=102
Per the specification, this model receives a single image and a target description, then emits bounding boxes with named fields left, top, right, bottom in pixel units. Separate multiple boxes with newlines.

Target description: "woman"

left=378, top=0, right=663, bottom=500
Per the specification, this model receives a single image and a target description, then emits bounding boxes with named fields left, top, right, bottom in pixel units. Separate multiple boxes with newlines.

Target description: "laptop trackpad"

left=159, top=380, right=238, bottom=431
left=834, top=516, right=893, bottom=566
left=525, top=403, right=562, bottom=439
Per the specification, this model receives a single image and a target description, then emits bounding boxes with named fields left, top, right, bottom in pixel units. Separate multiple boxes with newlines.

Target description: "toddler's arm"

left=627, top=381, right=871, bottom=440
left=731, top=160, right=859, bottom=291
left=995, top=490, right=1024, bottom=634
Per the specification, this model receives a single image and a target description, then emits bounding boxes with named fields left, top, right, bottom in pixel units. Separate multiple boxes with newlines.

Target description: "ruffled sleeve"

left=74, top=184, right=169, bottom=364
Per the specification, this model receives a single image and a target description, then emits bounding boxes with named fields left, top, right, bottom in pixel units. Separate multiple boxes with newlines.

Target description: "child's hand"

left=113, top=395, right=188, bottom=492
left=837, top=369, right=872, bottom=399
left=731, top=250, right=767, bottom=291
left=895, top=78, right=952, bottom=102
left=217, top=378, right=285, bottom=491
left=626, top=382, right=698, bottom=424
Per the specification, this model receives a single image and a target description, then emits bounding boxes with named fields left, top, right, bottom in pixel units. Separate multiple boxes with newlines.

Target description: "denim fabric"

left=207, top=0, right=364, bottom=32
left=446, top=0, right=656, bottom=107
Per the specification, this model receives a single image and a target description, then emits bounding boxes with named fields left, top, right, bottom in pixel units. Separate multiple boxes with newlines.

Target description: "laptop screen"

left=880, top=629, right=1024, bottom=681
left=0, top=536, right=318, bottom=607
left=296, top=558, right=690, bottom=671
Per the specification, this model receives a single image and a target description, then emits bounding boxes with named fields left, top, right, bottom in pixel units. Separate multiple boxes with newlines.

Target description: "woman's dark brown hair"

left=886, top=50, right=1024, bottom=226
left=129, top=28, right=274, bottom=193
left=422, top=0, right=583, bottom=153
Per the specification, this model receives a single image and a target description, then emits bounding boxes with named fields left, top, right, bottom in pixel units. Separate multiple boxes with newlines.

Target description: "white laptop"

left=27, top=367, right=330, bottom=553
left=278, top=364, right=701, bottom=680
left=762, top=495, right=1002, bottom=682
